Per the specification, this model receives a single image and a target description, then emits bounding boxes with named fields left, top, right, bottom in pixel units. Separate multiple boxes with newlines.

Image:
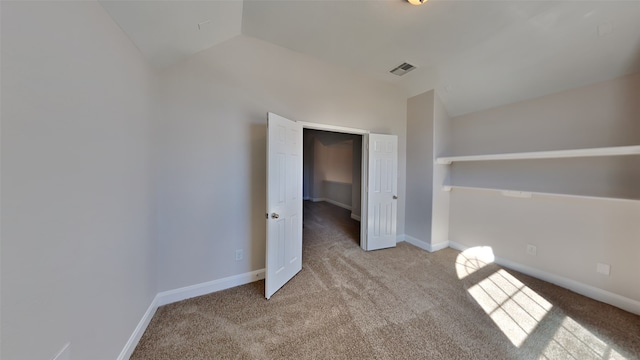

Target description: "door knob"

left=393, top=195, right=398, bottom=200
left=271, top=213, right=280, bottom=219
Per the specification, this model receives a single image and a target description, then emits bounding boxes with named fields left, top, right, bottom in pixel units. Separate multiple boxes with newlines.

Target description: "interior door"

left=364, top=134, right=398, bottom=251
left=265, top=112, right=303, bottom=299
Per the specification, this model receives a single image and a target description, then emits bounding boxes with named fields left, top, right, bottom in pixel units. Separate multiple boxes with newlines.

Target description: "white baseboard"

left=430, top=241, right=450, bottom=252
left=311, top=198, right=352, bottom=211
left=448, top=241, right=640, bottom=316
left=310, top=196, right=358, bottom=219
left=157, top=269, right=265, bottom=306
left=117, top=296, right=159, bottom=360
left=446, top=241, right=466, bottom=252
left=396, top=234, right=406, bottom=243
left=404, top=235, right=449, bottom=253
left=119, top=269, right=265, bottom=359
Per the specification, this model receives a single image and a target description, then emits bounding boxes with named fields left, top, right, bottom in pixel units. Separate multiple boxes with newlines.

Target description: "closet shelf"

left=436, top=145, right=640, bottom=165
left=442, top=185, right=640, bottom=202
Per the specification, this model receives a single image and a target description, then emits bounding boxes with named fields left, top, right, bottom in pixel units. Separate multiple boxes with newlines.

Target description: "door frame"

left=298, top=121, right=371, bottom=250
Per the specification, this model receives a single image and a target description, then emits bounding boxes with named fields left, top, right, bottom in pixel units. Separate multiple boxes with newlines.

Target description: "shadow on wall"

left=249, top=122, right=267, bottom=270
left=607, top=40, right=640, bottom=197
left=613, top=62, right=640, bottom=198
left=449, top=69, right=640, bottom=200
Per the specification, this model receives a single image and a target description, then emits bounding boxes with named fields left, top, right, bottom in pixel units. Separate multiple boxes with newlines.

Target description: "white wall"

left=351, top=136, right=363, bottom=219
left=405, top=90, right=451, bottom=251
left=314, top=138, right=353, bottom=208
left=155, top=35, right=407, bottom=292
left=312, top=132, right=355, bottom=209
left=1, top=2, right=156, bottom=359
left=430, top=93, right=451, bottom=248
left=303, top=131, right=315, bottom=200
left=448, top=73, right=640, bottom=304
left=450, top=72, right=640, bottom=154
left=314, top=139, right=353, bottom=186
left=405, top=91, right=434, bottom=241
left=307, top=130, right=363, bottom=217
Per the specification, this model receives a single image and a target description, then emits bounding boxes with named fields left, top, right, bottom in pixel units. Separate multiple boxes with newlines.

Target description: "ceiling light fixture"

left=407, top=0, right=427, bottom=5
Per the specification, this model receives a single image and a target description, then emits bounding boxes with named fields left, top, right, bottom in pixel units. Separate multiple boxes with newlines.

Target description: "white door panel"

left=365, top=134, right=398, bottom=251
left=266, top=113, right=302, bottom=299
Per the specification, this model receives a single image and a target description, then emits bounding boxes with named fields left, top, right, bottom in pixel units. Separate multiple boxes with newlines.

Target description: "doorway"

left=265, top=113, right=398, bottom=299
left=302, top=129, right=363, bottom=246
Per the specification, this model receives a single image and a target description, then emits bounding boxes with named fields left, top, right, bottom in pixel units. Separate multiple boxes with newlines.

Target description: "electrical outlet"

left=596, top=263, right=611, bottom=276
left=526, top=244, right=537, bottom=256
left=235, top=249, right=243, bottom=261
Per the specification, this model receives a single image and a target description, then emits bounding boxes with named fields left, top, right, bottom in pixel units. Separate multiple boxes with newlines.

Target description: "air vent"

left=390, top=62, right=416, bottom=76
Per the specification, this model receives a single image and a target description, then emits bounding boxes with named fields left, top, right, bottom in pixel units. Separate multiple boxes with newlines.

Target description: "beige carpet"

left=132, top=201, right=640, bottom=359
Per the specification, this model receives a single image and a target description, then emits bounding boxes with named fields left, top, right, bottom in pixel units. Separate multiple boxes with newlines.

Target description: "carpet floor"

left=132, top=201, right=640, bottom=359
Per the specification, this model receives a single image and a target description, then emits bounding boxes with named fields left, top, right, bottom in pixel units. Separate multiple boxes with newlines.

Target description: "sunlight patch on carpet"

left=455, top=246, right=495, bottom=279
left=468, top=269, right=552, bottom=347
left=540, top=317, right=628, bottom=360
left=465, top=266, right=628, bottom=359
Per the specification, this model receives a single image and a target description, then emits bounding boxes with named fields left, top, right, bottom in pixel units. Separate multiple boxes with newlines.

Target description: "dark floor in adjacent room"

left=132, top=201, right=640, bottom=359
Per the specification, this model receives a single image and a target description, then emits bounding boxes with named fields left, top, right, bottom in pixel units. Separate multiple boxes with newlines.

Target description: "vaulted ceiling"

left=100, top=0, right=640, bottom=116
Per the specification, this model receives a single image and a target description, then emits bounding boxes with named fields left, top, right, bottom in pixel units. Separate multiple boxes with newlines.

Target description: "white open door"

left=363, top=134, right=398, bottom=251
left=266, top=113, right=303, bottom=299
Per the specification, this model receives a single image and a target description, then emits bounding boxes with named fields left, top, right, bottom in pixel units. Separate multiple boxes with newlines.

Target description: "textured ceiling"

left=100, top=0, right=640, bottom=116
